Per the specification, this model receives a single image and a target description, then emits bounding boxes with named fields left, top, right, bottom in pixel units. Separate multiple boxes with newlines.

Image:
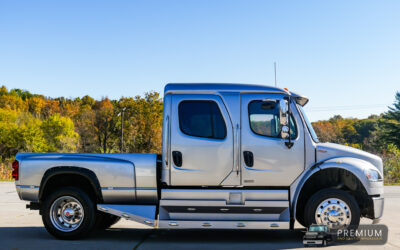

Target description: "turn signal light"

left=12, top=160, right=19, bottom=181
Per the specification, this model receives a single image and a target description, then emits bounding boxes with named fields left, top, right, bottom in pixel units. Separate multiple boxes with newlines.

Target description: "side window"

left=179, top=101, right=227, bottom=139
left=248, top=100, right=297, bottom=139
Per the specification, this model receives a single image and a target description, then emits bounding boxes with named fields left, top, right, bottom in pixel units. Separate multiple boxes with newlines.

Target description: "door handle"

left=235, top=123, right=240, bottom=175
left=172, top=151, right=182, bottom=167
left=243, top=151, right=254, bottom=167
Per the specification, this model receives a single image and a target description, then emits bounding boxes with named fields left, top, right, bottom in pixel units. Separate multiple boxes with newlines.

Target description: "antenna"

left=274, top=62, right=277, bottom=87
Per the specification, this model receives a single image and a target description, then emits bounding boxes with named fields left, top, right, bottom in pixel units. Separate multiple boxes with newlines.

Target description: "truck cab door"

left=170, top=94, right=235, bottom=186
left=240, top=93, right=305, bottom=186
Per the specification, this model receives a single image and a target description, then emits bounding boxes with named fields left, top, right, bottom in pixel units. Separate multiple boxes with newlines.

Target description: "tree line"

left=311, top=92, right=400, bottom=183
left=0, top=85, right=163, bottom=180
left=0, top=85, right=399, bottom=183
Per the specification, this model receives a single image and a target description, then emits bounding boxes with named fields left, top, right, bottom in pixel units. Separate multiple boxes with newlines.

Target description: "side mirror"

left=279, top=99, right=288, bottom=126
left=280, top=97, right=294, bottom=148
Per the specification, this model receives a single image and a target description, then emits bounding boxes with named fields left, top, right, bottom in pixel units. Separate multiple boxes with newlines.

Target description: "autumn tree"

left=28, top=96, right=46, bottom=118
left=312, top=121, right=339, bottom=142
left=75, top=106, right=97, bottom=152
left=0, top=93, right=28, bottom=111
left=121, top=92, right=163, bottom=153
left=42, top=99, right=61, bottom=118
left=93, top=98, right=119, bottom=153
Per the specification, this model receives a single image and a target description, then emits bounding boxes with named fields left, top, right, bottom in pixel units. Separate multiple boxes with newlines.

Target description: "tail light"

left=12, top=160, right=19, bottom=181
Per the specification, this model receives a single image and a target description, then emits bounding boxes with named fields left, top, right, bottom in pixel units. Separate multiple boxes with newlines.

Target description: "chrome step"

left=97, top=204, right=156, bottom=227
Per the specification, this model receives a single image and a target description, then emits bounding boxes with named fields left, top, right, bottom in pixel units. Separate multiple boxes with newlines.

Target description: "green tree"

left=41, top=114, right=79, bottom=152
left=380, top=92, right=400, bottom=148
left=17, top=112, right=47, bottom=153
left=0, top=109, right=47, bottom=158
left=81, top=95, right=95, bottom=107
left=342, top=123, right=358, bottom=144
left=382, top=144, right=400, bottom=184
left=0, top=86, right=7, bottom=95
left=0, top=109, right=21, bottom=158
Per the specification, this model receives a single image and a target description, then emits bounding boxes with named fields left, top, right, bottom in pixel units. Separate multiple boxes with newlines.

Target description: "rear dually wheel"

left=41, top=187, right=97, bottom=240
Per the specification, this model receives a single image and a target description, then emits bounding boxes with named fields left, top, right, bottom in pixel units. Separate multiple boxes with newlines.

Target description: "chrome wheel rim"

left=50, top=196, right=84, bottom=232
left=315, top=198, right=351, bottom=229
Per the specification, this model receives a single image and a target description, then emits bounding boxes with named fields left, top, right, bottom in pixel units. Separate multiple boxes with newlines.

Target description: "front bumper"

left=372, top=196, right=384, bottom=219
left=303, top=239, right=323, bottom=245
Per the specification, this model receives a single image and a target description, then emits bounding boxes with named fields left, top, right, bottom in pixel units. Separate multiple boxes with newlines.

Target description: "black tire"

left=304, top=188, right=360, bottom=229
left=96, top=212, right=121, bottom=230
left=296, top=214, right=307, bottom=228
left=41, top=186, right=97, bottom=240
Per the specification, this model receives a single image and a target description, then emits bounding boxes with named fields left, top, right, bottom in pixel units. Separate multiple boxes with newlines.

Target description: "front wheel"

left=41, top=187, right=97, bottom=240
left=304, top=188, right=360, bottom=230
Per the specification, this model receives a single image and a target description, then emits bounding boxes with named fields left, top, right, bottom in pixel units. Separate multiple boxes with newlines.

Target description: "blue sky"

left=0, top=0, right=399, bottom=121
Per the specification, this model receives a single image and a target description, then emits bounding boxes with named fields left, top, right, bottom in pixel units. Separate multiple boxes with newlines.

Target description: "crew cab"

left=12, top=83, right=384, bottom=239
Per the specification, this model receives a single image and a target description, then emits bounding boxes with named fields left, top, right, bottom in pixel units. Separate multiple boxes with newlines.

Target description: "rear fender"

left=39, top=167, right=102, bottom=202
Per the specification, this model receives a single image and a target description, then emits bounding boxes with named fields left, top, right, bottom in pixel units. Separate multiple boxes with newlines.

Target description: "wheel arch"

left=292, top=157, right=374, bottom=226
left=39, top=167, right=103, bottom=203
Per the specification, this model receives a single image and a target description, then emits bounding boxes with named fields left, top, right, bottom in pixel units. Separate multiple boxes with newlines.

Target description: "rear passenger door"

left=170, top=94, right=235, bottom=186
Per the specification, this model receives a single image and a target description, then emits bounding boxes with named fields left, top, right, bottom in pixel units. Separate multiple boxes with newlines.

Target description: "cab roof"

left=164, top=83, right=309, bottom=106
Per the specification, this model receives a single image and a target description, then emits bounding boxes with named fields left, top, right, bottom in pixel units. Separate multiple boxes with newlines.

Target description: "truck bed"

left=15, top=153, right=159, bottom=204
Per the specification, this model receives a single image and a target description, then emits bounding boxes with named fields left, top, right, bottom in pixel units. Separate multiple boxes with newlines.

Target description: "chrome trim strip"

left=101, top=187, right=157, bottom=191
left=160, top=199, right=289, bottom=207
left=158, top=220, right=290, bottom=229
left=162, top=189, right=288, bottom=193
left=16, top=185, right=39, bottom=189
left=172, top=165, right=204, bottom=172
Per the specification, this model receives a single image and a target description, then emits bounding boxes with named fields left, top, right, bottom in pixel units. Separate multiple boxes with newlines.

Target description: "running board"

left=97, top=204, right=156, bottom=227
left=158, top=220, right=290, bottom=229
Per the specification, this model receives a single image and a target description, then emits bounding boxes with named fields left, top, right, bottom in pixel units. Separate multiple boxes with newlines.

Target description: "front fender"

left=319, top=157, right=384, bottom=195
left=291, top=157, right=384, bottom=221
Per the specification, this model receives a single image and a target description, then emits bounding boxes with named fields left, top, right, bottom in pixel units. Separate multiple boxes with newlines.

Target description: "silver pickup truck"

left=12, top=83, right=384, bottom=239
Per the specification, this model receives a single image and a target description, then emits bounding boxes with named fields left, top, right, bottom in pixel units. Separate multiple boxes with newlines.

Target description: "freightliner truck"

left=12, top=83, right=384, bottom=239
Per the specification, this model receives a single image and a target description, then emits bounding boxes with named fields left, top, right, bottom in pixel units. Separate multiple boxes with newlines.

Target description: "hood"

left=316, top=143, right=383, bottom=174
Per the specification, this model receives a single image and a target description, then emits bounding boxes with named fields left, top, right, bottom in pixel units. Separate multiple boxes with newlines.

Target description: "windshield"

left=309, top=225, right=327, bottom=232
left=297, top=105, right=319, bottom=143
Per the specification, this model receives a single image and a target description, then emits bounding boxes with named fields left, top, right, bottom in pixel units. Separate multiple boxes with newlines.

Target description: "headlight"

left=365, top=168, right=382, bottom=181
